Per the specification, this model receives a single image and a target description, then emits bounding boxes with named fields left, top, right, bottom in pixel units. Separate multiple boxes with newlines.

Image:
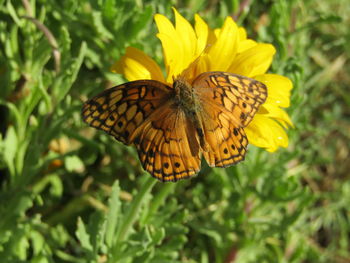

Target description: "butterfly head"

left=173, top=77, right=201, bottom=114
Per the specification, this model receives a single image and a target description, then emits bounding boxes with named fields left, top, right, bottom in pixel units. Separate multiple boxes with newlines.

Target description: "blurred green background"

left=0, top=0, right=349, bottom=262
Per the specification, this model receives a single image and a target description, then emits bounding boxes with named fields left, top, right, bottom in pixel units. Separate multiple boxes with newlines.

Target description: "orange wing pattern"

left=82, top=80, right=171, bottom=145
left=193, top=72, right=267, bottom=168
left=198, top=102, right=248, bottom=168
left=82, top=80, right=201, bottom=182
left=136, top=107, right=201, bottom=181
left=193, top=72, right=267, bottom=126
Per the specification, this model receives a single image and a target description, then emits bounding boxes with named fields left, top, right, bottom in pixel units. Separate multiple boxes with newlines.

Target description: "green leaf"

left=87, top=212, right=105, bottom=255
left=76, top=217, right=93, bottom=252
left=150, top=227, right=165, bottom=245
left=3, top=125, right=17, bottom=177
left=53, top=41, right=87, bottom=104
left=102, top=0, right=118, bottom=20
left=128, top=5, right=153, bottom=39
left=15, top=233, right=29, bottom=260
left=6, top=0, right=23, bottom=27
left=92, top=11, right=114, bottom=39
left=115, top=176, right=157, bottom=243
left=64, top=155, right=84, bottom=173
left=105, top=180, right=121, bottom=248
left=30, top=230, right=45, bottom=256
left=32, top=174, right=63, bottom=197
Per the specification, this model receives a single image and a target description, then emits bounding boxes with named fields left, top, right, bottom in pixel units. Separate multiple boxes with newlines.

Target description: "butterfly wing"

left=198, top=103, right=249, bottom=167
left=82, top=80, right=201, bottom=181
left=192, top=72, right=267, bottom=167
left=82, top=80, right=172, bottom=145
left=194, top=72, right=267, bottom=126
left=136, top=107, right=201, bottom=181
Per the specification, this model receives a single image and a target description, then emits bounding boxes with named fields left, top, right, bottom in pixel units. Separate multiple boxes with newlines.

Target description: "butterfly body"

left=173, top=78, right=201, bottom=114
left=82, top=72, right=267, bottom=182
left=172, top=77, right=207, bottom=152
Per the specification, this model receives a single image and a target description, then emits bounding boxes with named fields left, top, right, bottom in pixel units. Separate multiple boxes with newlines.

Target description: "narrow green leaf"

left=15, top=233, right=29, bottom=260
left=102, top=0, right=118, bottom=20
left=105, top=180, right=121, bottom=248
left=87, top=212, right=105, bottom=255
left=6, top=0, right=23, bottom=27
left=3, top=125, right=17, bottom=177
left=54, top=41, right=87, bottom=104
left=76, top=217, right=93, bottom=252
left=92, top=11, right=114, bottom=39
left=30, top=230, right=45, bottom=256
left=128, top=5, right=153, bottom=39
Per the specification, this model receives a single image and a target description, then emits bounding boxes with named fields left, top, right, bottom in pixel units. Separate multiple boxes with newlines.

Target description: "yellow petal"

left=254, top=74, right=293, bottom=108
left=191, top=54, right=210, bottom=78
left=237, top=39, right=257, bottom=53
left=155, top=9, right=202, bottom=82
left=155, top=13, right=184, bottom=81
left=207, top=27, right=218, bottom=46
left=246, top=114, right=289, bottom=152
left=194, top=14, right=209, bottom=56
left=173, top=8, right=197, bottom=65
left=228, top=43, right=276, bottom=77
left=156, top=32, right=183, bottom=82
left=213, top=28, right=222, bottom=38
left=207, top=17, right=239, bottom=71
left=236, top=27, right=258, bottom=53
left=238, top=27, right=247, bottom=41
left=261, top=104, right=294, bottom=128
left=111, top=47, right=165, bottom=82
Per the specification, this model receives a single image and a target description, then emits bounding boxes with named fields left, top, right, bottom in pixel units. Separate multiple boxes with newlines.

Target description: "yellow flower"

left=111, top=8, right=293, bottom=152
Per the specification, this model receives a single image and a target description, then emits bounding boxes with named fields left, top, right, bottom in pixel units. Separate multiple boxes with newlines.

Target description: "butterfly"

left=82, top=72, right=267, bottom=182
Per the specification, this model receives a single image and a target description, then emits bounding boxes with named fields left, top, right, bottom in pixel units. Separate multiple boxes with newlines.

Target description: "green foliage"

left=0, top=0, right=349, bottom=262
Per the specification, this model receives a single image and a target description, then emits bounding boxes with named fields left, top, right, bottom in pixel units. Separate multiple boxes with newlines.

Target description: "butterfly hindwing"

left=199, top=107, right=248, bottom=167
left=136, top=106, right=201, bottom=182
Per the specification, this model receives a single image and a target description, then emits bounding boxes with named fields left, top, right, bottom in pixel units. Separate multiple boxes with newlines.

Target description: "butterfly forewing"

left=193, top=72, right=267, bottom=127
left=82, top=80, right=171, bottom=145
left=193, top=72, right=266, bottom=168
